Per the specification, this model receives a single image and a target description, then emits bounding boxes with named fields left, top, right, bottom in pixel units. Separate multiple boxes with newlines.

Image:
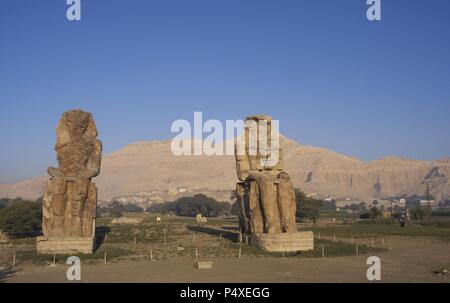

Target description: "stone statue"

left=37, top=109, right=102, bottom=254
left=235, top=115, right=313, bottom=252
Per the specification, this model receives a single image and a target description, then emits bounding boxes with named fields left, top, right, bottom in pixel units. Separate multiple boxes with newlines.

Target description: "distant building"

left=196, top=214, right=207, bottom=224
left=177, top=187, right=188, bottom=193
left=168, top=189, right=179, bottom=196
left=381, top=211, right=392, bottom=219
left=392, top=198, right=406, bottom=209
left=419, top=200, right=437, bottom=207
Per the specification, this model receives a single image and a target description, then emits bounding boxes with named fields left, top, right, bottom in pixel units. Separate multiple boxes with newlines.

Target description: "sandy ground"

left=2, top=237, right=450, bottom=283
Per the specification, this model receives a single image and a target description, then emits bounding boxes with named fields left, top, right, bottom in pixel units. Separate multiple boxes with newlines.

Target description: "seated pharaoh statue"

left=37, top=109, right=102, bottom=254
left=235, top=115, right=314, bottom=252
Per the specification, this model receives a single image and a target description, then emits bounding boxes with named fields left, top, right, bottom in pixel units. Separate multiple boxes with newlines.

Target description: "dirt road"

left=2, top=237, right=449, bottom=283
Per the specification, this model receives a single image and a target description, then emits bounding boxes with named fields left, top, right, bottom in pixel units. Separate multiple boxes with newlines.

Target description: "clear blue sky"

left=1, top=0, right=449, bottom=183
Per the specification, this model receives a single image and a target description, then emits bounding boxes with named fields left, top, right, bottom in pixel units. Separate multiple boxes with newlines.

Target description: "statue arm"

left=82, top=139, right=102, bottom=179
left=235, top=140, right=251, bottom=181
left=48, top=150, right=64, bottom=177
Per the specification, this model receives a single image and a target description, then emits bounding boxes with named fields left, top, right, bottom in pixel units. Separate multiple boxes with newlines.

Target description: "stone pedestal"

left=193, top=261, right=214, bottom=269
left=248, top=232, right=314, bottom=252
left=36, top=236, right=95, bottom=254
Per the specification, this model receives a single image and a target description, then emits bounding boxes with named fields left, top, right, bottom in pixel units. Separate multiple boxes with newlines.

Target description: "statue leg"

left=258, top=177, right=282, bottom=233
left=42, top=180, right=53, bottom=236
left=277, top=173, right=297, bottom=233
left=50, top=178, right=67, bottom=237
left=81, top=182, right=97, bottom=237
left=68, top=178, right=89, bottom=237
left=235, top=182, right=248, bottom=234
left=248, top=180, right=264, bottom=233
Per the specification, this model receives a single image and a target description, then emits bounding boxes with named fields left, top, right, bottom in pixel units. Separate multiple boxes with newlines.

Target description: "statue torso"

left=57, top=140, right=94, bottom=176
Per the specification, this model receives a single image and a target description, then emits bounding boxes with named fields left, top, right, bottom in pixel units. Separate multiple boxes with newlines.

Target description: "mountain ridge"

left=1, top=135, right=449, bottom=203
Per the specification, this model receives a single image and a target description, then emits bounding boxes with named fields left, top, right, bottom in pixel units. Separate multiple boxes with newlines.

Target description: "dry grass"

left=0, top=214, right=389, bottom=266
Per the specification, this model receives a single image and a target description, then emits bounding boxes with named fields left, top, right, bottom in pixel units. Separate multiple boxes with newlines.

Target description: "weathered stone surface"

left=235, top=115, right=296, bottom=234
left=37, top=110, right=102, bottom=254
left=276, top=172, right=297, bottom=233
left=249, top=232, right=314, bottom=252
left=258, top=176, right=282, bottom=233
left=235, top=182, right=248, bottom=232
left=248, top=181, right=264, bottom=234
left=36, top=237, right=95, bottom=255
left=193, top=261, right=213, bottom=269
left=235, top=115, right=314, bottom=251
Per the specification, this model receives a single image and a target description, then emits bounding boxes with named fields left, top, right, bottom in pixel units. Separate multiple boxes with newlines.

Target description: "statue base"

left=36, top=236, right=95, bottom=254
left=248, top=232, right=314, bottom=252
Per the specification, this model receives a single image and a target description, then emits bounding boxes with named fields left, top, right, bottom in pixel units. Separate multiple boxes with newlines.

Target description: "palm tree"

left=358, top=202, right=367, bottom=212
left=350, top=203, right=359, bottom=220
left=372, top=200, right=379, bottom=208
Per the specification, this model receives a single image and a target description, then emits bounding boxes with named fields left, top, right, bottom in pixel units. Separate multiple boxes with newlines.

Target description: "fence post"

left=104, top=250, right=107, bottom=264
left=356, top=243, right=359, bottom=256
left=321, top=244, right=325, bottom=259
left=195, top=248, right=198, bottom=260
left=150, top=249, right=153, bottom=261
left=238, top=246, right=242, bottom=258
left=12, top=250, right=16, bottom=267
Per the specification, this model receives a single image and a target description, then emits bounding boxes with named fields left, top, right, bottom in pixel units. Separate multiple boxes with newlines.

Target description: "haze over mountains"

left=0, top=136, right=449, bottom=203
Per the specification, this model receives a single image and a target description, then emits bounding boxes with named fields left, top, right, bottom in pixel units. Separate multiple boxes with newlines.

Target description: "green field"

left=307, top=221, right=450, bottom=239
left=1, top=214, right=386, bottom=266
left=7, top=214, right=450, bottom=267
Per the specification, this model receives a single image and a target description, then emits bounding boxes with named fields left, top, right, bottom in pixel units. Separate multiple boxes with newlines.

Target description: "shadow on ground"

left=94, top=226, right=111, bottom=252
left=222, top=226, right=240, bottom=231
left=0, top=267, right=18, bottom=283
left=187, top=225, right=239, bottom=242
